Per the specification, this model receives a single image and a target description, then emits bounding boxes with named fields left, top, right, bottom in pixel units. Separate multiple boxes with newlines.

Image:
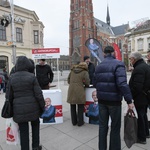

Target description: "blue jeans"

left=99, top=104, right=121, bottom=150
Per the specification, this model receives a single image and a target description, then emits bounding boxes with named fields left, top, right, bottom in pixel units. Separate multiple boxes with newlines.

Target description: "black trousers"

left=70, top=104, right=84, bottom=126
left=18, top=119, right=40, bottom=150
left=136, top=105, right=149, bottom=141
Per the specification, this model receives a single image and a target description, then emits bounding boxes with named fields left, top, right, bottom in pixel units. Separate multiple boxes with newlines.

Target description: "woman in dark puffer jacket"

left=8, top=56, right=45, bottom=150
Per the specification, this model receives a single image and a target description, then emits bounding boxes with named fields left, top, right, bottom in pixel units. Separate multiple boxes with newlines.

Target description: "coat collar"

left=133, top=59, right=144, bottom=68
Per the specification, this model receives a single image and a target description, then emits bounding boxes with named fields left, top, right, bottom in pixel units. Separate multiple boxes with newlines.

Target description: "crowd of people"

left=67, top=46, right=150, bottom=150
left=2, top=46, right=150, bottom=150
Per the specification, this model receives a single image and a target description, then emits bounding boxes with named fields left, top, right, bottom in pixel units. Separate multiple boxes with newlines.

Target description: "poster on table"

left=84, top=88, right=111, bottom=126
left=84, top=88, right=99, bottom=125
left=40, top=89, right=63, bottom=125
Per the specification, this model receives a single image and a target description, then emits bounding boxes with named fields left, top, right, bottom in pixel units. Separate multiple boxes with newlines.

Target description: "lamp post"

left=10, top=0, right=16, bottom=65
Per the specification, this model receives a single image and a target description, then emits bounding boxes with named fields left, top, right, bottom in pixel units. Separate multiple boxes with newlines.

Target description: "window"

left=137, top=39, right=143, bottom=51
left=34, top=30, right=39, bottom=44
left=128, top=42, right=131, bottom=52
left=40, top=31, right=43, bottom=45
left=0, top=25, right=6, bottom=41
left=87, top=20, right=91, bottom=28
left=74, top=20, right=80, bottom=29
left=0, top=56, right=8, bottom=72
left=86, top=0, right=88, bottom=8
left=16, top=27, right=22, bottom=42
left=118, top=40, right=122, bottom=49
left=75, top=0, right=79, bottom=10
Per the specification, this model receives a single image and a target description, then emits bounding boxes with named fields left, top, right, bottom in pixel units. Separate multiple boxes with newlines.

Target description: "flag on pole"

left=112, top=43, right=122, bottom=61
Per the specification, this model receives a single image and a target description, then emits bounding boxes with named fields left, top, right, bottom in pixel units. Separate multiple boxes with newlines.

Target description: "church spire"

left=106, top=4, right=110, bottom=26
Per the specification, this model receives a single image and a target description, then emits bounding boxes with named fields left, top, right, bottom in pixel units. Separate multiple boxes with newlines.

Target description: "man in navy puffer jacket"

left=93, top=46, right=134, bottom=150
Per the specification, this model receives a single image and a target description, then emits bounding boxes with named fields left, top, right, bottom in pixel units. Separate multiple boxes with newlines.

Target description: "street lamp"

left=10, top=0, right=16, bottom=65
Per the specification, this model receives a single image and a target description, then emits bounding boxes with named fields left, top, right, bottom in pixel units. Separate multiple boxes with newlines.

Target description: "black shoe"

left=78, top=122, right=84, bottom=126
left=137, top=139, right=146, bottom=144
left=33, top=145, right=42, bottom=150
left=72, top=123, right=77, bottom=126
left=146, top=135, right=150, bottom=138
left=39, top=145, right=42, bottom=150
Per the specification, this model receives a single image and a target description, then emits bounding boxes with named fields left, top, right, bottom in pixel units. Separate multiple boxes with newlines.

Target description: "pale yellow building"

left=0, top=1, right=44, bottom=72
left=126, top=20, right=150, bottom=61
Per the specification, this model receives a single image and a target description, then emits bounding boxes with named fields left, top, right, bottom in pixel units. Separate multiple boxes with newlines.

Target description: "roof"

left=94, top=18, right=114, bottom=35
left=134, top=20, right=150, bottom=32
left=94, top=18, right=129, bottom=36
left=112, top=24, right=129, bottom=36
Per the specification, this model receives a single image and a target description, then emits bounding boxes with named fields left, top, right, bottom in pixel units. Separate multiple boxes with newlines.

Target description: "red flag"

left=112, top=43, right=122, bottom=61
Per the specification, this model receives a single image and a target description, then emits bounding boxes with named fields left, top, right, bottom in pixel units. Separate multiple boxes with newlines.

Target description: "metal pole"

left=10, top=0, right=16, bottom=65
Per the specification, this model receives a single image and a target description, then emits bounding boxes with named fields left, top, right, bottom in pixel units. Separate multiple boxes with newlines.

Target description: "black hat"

left=40, top=59, right=45, bottom=61
left=104, top=46, right=114, bottom=53
left=84, top=56, right=90, bottom=61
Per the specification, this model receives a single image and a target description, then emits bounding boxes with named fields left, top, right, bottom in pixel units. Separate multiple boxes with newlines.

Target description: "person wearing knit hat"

left=83, top=56, right=95, bottom=85
left=84, top=56, right=90, bottom=61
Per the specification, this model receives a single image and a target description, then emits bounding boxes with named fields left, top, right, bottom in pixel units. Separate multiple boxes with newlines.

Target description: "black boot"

left=32, top=145, right=42, bottom=150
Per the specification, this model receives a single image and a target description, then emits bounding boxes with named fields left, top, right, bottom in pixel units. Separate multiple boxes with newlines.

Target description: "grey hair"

left=129, top=52, right=142, bottom=60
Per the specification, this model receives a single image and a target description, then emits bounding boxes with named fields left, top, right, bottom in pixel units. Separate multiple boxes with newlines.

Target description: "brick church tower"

left=69, top=0, right=97, bottom=64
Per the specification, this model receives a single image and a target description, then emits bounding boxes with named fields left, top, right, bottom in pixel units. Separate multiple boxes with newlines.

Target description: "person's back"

left=8, top=56, right=45, bottom=150
left=10, top=57, right=45, bottom=122
left=93, top=46, right=134, bottom=150
left=67, top=62, right=90, bottom=104
left=94, top=55, right=132, bottom=103
left=67, top=62, right=90, bottom=126
left=36, top=59, right=54, bottom=89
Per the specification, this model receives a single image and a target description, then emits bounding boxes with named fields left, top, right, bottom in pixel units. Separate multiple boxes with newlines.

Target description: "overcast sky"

left=14, top=0, right=150, bottom=55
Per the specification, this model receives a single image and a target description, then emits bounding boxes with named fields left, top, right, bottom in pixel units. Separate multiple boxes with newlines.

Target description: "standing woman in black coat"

left=8, top=56, right=45, bottom=150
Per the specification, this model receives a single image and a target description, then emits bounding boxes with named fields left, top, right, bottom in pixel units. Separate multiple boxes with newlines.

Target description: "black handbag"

left=1, top=78, right=13, bottom=118
left=1, top=99, right=13, bottom=118
left=124, top=109, right=138, bottom=148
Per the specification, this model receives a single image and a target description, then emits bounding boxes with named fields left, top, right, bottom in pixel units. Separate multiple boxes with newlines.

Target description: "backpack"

left=0, top=76, right=2, bottom=84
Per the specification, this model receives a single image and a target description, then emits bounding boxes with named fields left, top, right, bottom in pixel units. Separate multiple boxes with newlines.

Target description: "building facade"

left=0, top=2, right=44, bottom=72
left=125, top=20, right=150, bottom=61
left=69, top=0, right=96, bottom=64
left=69, top=0, right=129, bottom=66
left=47, top=55, right=70, bottom=71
